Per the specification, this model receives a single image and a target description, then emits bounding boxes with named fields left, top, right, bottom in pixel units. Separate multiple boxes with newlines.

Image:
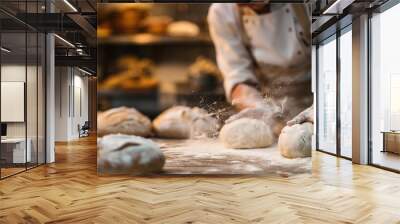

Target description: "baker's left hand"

left=225, top=103, right=286, bottom=138
left=287, top=105, right=314, bottom=126
left=225, top=97, right=285, bottom=125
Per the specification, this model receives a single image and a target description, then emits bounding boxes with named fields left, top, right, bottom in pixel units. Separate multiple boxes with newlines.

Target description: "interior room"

left=0, top=0, right=97, bottom=179
left=313, top=0, right=400, bottom=172
left=0, top=0, right=400, bottom=223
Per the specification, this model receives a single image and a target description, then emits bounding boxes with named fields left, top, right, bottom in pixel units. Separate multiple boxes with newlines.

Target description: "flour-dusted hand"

left=226, top=94, right=285, bottom=124
left=231, top=84, right=266, bottom=110
left=287, top=104, right=314, bottom=126
left=225, top=107, right=278, bottom=124
left=225, top=102, right=286, bottom=138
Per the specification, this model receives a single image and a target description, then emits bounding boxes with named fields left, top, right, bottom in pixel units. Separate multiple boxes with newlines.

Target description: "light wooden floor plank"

left=0, top=136, right=399, bottom=223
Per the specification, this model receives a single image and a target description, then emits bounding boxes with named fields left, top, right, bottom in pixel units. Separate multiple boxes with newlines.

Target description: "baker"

left=208, top=3, right=314, bottom=135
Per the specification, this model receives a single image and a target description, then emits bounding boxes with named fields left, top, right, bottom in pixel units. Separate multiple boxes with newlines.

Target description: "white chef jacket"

left=208, top=3, right=311, bottom=101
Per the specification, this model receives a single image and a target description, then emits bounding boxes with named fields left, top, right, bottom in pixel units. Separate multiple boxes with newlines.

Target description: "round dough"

left=97, top=107, right=152, bottom=137
left=190, top=107, right=220, bottom=138
left=98, top=134, right=165, bottom=175
left=278, top=122, right=313, bottom=158
left=219, top=118, right=274, bottom=149
left=153, top=106, right=219, bottom=139
left=167, top=21, right=200, bottom=37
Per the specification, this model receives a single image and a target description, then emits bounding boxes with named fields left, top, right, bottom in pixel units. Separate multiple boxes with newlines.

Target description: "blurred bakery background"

left=97, top=3, right=227, bottom=118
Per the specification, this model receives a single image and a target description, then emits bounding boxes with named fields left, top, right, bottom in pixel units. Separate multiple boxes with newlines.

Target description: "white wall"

left=1, top=63, right=46, bottom=164
left=55, top=66, right=69, bottom=141
left=1, top=65, right=34, bottom=138
left=54, top=67, right=89, bottom=141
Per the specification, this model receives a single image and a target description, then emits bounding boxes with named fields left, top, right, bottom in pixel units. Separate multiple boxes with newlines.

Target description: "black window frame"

left=315, top=16, right=353, bottom=160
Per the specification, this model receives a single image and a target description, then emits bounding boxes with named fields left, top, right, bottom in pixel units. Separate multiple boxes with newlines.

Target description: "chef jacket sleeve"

left=208, top=4, right=258, bottom=101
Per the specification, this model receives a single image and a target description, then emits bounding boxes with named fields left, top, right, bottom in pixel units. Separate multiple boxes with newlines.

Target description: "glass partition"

left=37, top=32, right=45, bottom=165
left=0, top=30, right=28, bottom=177
left=339, top=28, right=352, bottom=158
left=27, top=30, right=38, bottom=169
left=0, top=1, right=46, bottom=179
left=370, top=3, right=400, bottom=171
left=317, top=35, right=337, bottom=154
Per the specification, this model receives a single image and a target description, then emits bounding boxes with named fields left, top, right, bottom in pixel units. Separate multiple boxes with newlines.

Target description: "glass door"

left=370, top=2, right=400, bottom=171
left=339, top=27, right=352, bottom=159
left=317, top=35, right=337, bottom=155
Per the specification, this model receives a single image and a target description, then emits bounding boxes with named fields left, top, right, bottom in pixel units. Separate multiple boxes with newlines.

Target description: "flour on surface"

left=155, top=138, right=310, bottom=175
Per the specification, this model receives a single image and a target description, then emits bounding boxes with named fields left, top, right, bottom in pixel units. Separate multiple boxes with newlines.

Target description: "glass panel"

left=1, top=30, right=27, bottom=177
left=317, top=37, right=337, bottom=154
left=339, top=29, right=352, bottom=158
left=38, top=32, right=45, bottom=165
left=0, top=0, right=46, bottom=178
left=371, top=4, right=400, bottom=171
left=26, top=0, right=39, bottom=169
left=27, top=30, right=38, bottom=169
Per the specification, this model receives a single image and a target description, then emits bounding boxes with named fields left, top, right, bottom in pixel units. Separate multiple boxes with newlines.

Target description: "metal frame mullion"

left=315, top=44, right=320, bottom=151
left=367, top=11, right=373, bottom=166
left=36, top=0, right=39, bottom=168
left=336, top=28, right=341, bottom=157
left=25, top=0, right=28, bottom=171
left=0, top=20, right=2, bottom=179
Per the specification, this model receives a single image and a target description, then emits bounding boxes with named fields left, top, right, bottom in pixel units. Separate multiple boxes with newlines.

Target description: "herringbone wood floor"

left=1, top=136, right=400, bottom=224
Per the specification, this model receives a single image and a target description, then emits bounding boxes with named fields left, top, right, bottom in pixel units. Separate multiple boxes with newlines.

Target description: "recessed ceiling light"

left=323, top=0, right=354, bottom=15
left=77, top=67, right=93, bottom=76
left=1, top=47, right=11, bottom=53
left=54, top=34, right=75, bottom=48
left=63, top=0, right=78, bottom=12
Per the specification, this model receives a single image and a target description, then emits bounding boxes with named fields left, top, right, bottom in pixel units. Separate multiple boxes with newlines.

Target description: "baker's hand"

left=231, top=83, right=265, bottom=111
left=226, top=107, right=276, bottom=124
left=225, top=103, right=285, bottom=137
left=287, top=105, right=314, bottom=126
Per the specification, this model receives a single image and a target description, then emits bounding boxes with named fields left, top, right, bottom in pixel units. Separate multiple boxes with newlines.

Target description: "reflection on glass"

left=340, top=29, right=352, bottom=158
left=38, top=33, right=46, bottom=165
left=317, top=37, right=337, bottom=154
left=1, top=32, right=27, bottom=177
left=371, top=3, right=400, bottom=171
left=0, top=0, right=47, bottom=179
left=27, top=31, right=38, bottom=169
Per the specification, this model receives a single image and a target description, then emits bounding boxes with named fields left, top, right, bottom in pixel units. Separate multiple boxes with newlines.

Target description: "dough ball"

left=278, top=122, right=313, bottom=159
left=97, top=107, right=152, bottom=137
left=98, top=134, right=165, bottom=175
left=190, top=107, right=220, bottom=138
left=219, top=118, right=274, bottom=149
left=153, top=106, right=220, bottom=139
left=152, top=106, right=191, bottom=139
left=167, top=21, right=200, bottom=37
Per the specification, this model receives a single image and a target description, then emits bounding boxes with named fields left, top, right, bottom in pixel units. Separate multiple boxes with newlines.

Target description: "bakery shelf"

left=98, top=33, right=213, bottom=46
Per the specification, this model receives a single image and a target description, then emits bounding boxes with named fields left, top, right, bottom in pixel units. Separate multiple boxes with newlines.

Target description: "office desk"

left=1, top=138, right=32, bottom=164
left=381, top=131, right=400, bottom=155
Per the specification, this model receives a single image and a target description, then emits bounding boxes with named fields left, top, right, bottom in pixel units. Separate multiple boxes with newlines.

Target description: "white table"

left=1, top=138, right=32, bottom=163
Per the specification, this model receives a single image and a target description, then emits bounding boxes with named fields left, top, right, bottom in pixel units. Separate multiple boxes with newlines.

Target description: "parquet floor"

left=1, top=135, right=400, bottom=224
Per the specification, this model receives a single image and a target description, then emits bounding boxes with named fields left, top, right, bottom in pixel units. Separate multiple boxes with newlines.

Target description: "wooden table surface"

left=154, top=138, right=310, bottom=176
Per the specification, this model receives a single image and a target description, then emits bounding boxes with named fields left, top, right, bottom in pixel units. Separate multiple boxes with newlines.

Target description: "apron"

left=239, top=4, right=313, bottom=120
